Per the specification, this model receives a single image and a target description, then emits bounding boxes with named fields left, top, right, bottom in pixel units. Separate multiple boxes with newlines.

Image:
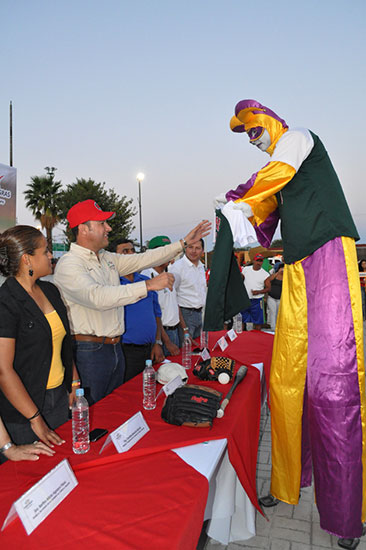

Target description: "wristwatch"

left=155, top=339, right=163, bottom=346
left=0, top=441, right=13, bottom=454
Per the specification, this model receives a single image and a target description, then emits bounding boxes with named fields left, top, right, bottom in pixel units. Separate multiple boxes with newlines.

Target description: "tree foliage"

left=58, top=178, right=136, bottom=250
left=24, top=167, right=62, bottom=252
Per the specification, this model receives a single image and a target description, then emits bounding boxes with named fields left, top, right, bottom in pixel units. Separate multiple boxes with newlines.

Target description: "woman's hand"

left=4, top=441, right=55, bottom=461
left=30, top=415, right=65, bottom=447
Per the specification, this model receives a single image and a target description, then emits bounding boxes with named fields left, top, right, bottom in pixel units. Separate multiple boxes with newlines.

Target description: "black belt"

left=122, top=343, right=151, bottom=349
left=163, top=323, right=180, bottom=331
left=181, top=307, right=202, bottom=312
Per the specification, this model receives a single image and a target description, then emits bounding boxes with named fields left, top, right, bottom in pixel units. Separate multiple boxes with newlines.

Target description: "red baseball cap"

left=67, top=200, right=115, bottom=228
left=253, top=253, right=264, bottom=261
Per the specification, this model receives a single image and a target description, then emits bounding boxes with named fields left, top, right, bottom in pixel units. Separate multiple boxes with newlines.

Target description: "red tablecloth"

left=0, top=451, right=208, bottom=550
left=0, top=330, right=274, bottom=549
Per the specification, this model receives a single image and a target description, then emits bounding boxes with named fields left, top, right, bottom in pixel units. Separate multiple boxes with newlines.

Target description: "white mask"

left=250, top=129, right=271, bottom=152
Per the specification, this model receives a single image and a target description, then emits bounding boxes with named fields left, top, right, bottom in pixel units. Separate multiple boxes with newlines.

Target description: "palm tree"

left=24, top=167, right=62, bottom=252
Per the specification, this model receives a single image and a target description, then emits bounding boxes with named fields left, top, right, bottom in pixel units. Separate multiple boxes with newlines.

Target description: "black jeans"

left=121, top=343, right=152, bottom=382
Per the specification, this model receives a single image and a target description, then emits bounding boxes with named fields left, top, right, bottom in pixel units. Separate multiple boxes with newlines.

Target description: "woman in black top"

left=0, top=226, right=79, bottom=454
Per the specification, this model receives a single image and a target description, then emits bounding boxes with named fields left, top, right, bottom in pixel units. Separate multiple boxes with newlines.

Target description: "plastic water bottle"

left=200, top=330, right=209, bottom=349
left=182, top=334, right=192, bottom=369
left=72, top=388, right=90, bottom=454
left=233, top=313, right=243, bottom=333
left=143, top=360, right=156, bottom=410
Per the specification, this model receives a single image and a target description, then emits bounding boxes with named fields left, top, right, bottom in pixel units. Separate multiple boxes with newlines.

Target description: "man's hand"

left=146, top=272, right=175, bottom=292
left=151, top=343, right=165, bottom=364
left=165, top=341, right=180, bottom=356
left=183, top=220, right=211, bottom=246
left=68, top=387, right=77, bottom=409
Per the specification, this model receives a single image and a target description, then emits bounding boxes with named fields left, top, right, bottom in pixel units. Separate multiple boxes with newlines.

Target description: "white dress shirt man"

left=170, top=239, right=207, bottom=340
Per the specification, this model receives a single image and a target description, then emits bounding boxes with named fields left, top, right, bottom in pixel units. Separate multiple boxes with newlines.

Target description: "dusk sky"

left=1, top=0, right=365, bottom=249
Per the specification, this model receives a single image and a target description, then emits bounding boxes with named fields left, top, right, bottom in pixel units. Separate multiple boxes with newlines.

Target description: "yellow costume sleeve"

left=233, top=161, right=295, bottom=226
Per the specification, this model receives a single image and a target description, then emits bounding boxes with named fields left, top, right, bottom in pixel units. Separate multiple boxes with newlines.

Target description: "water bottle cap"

left=145, top=359, right=152, bottom=367
left=76, top=388, right=84, bottom=397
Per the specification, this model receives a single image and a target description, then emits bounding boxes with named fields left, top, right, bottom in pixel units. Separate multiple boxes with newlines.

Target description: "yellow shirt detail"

left=45, top=310, right=66, bottom=389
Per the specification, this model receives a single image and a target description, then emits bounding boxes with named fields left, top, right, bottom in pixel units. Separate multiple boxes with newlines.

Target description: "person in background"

left=0, top=226, right=78, bottom=451
left=170, top=238, right=207, bottom=341
left=54, top=199, right=211, bottom=403
left=359, top=260, right=366, bottom=321
left=267, top=263, right=284, bottom=331
left=141, top=236, right=181, bottom=357
left=116, top=239, right=136, bottom=255
left=117, top=240, right=165, bottom=382
left=241, top=253, right=271, bottom=330
left=0, top=416, right=54, bottom=463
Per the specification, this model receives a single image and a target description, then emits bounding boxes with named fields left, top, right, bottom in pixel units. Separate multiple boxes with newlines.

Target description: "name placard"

left=99, top=411, right=149, bottom=454
left=227, top=328, right=238, bottom=342
left=162, top=374, right=185, bottom=396
left=1, top=459, right=78, bottom=535
left=217, top=336, right=228, bottom=351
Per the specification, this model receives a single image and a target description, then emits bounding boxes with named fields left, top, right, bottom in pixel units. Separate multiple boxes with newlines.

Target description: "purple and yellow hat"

left=230, top=99, right=288, bottom=153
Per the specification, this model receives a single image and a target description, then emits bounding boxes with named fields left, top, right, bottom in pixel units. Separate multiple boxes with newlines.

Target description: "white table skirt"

left=173, top=438, right=256, bottom=544
left=172, top=362, right=265, bottom=544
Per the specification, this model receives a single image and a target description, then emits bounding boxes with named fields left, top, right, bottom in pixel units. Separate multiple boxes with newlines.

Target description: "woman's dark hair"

left=0, top=225, right=43, bottom=277
left=359, top=259, right=366, bottom=272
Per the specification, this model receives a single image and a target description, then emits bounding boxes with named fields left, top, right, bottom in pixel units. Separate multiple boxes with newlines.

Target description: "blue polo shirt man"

left=117, top=240, right=164, bottom=382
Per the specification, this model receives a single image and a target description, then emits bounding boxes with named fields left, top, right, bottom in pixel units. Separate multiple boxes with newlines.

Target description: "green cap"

left=148, top=235, right=171, bottom=249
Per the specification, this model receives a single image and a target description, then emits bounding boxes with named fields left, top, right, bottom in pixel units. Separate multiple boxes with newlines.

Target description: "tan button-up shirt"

left=54, top=241, right=183, bottom=337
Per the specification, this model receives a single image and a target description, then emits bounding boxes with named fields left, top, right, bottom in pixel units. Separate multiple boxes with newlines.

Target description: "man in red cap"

left=54, top=199, right=210, bottom=404
left=241, top=253, right=271, bottom=330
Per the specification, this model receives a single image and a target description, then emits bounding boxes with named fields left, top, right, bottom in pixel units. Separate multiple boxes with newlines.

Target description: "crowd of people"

left=0, top=199, right=210, bottom=463
left=0, top=191, right=289, bottom=467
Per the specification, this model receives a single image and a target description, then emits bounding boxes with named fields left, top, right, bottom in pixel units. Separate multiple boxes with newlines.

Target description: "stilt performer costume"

left=225, top=99, right=366, bottom=539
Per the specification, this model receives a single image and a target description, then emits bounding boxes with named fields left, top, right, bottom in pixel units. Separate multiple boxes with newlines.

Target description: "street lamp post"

left=136, top=172, right=145, bottom=251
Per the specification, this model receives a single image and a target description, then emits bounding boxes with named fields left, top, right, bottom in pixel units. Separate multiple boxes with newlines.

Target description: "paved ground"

left=205, top=407, right=366, bottom=550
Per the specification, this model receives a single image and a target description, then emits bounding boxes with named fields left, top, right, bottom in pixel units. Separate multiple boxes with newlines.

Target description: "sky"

left=1, top=0, right=366, bottom=250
